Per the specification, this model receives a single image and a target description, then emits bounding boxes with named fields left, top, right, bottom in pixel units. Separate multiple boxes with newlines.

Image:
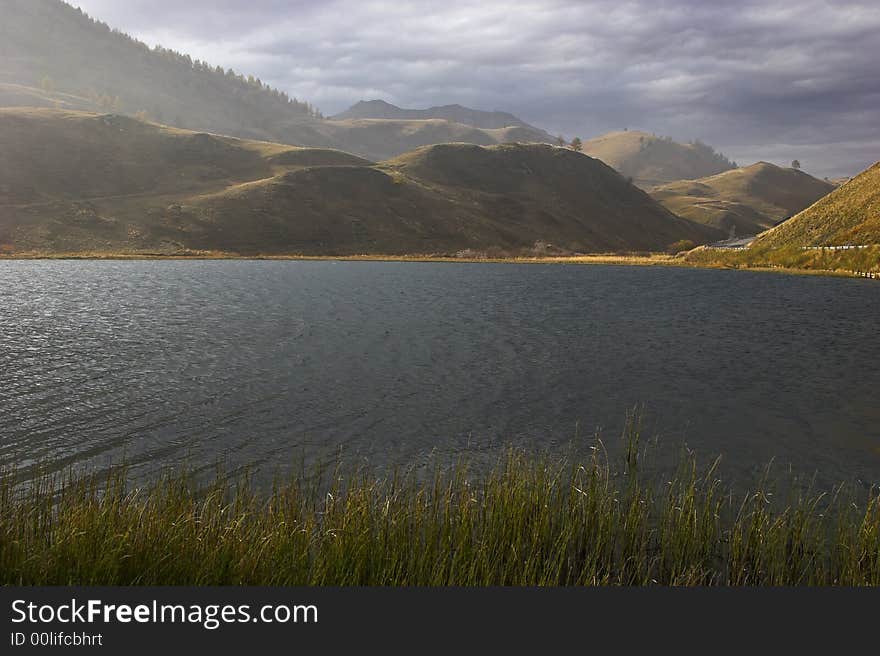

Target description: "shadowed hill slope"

left=651, top=162, right=835, bottom=236
left=754, top=162, right=880, bottom=247
left=190, top=143, right=719, bottom=255
left=582, top=131, right=736, bottom=189
left=0, top=110, right=719, bottom=255
left=0, top=108, right=366, bottom=204
left=0, top=108, right=368, bottom=252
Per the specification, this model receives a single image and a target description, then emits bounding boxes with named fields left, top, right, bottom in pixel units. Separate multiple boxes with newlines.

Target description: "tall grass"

left=1, top=433, right=878, bottom=585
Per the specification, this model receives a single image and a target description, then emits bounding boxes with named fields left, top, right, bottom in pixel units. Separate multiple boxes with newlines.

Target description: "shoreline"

left=0, top=251, right=674, bottom=264
left=1, top=251, right=874, bottom=279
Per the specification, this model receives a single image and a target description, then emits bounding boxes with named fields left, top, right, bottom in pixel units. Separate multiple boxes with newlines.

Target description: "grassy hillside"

left=651, top=162, right=835, bottom=236
left=755, top=162, right=880, bottom=247
left=681, top=161, right=880, bottom=275
left=0, top=109, right=366, bottom=253
left=186, top=142, right=719, bottom=255
left=321, top=115, right=554, bottom=162
left=0, top=109, right=718, bottom=255
left=0, top=0, right=554, bottom=161
left=582, top=131, right=736, bottom=189
left=0, top=108, right=370, bottom=201
left=315, top=118, right=498, bottom=162
left=0, top=109, right=276, bottom=203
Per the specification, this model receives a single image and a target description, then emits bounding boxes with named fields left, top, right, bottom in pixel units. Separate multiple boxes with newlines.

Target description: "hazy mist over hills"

left=64, top=0, right=880, bottom=178
left=580, top=131, right=737, bottom=189
left=0, top=0, right=554, bottom=161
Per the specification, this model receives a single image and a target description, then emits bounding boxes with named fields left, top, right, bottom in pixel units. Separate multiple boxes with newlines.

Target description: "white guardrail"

left=801, top=245, right=873, bottom=251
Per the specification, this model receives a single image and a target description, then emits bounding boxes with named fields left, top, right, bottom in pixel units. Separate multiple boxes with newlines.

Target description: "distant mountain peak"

left=350, top=99, right=400, bottom=109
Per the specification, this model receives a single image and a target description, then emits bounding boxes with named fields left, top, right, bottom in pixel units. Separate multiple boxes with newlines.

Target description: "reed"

left=1, top=434, right=877, bottom=586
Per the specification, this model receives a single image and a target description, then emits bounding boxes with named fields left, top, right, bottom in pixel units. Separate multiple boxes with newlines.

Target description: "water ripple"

left=0, top=260, right=878, bottom=486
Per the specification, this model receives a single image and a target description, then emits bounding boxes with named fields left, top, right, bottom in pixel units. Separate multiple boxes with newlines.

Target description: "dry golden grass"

left=685, top=244, right=880, bottom=277
left=757, top=162, right=880, bottom=247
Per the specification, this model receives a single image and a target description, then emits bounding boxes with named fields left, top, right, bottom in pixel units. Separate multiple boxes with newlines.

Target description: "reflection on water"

left=0, top=260, right=878, bottom=485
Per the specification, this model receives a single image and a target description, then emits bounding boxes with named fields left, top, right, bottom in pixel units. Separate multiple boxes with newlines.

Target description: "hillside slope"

left=754, top=162, right=880, bottom=247
left=651, top=162, right=835, bottom=236
left=582, top=131, right=736, bottom=189
left=0, top=109, right=719, bottom=255
left=0, top=108, right=368, bottom=252
left=0, top=108, right=368, bottom=203
left=0, top=0, right=553, bottom=161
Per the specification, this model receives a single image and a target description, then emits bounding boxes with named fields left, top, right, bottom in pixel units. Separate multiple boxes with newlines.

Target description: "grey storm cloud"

left=69, top=0, right=880, bottom=177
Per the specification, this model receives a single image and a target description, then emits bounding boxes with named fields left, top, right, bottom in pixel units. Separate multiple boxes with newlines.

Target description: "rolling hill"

left=0, top=109, right=719, bottom=255
left=581, top=131, right=736, bottom=189
left=331, top=99, right=550, bottom=133
left=0, top=0, right=554, bottom=161
left=754, top=161, right=880, bottom=247
left=651, top=162, right=835, bottom=237
left=320, top=118, right=555, bottom=163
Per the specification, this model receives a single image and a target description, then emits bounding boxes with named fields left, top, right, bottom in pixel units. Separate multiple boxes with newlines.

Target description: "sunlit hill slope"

left=755, top=162, right=880, bottom=247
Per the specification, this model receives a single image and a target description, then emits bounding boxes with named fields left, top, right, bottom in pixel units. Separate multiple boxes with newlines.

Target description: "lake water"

left=1, top=260, right=878, bottom=486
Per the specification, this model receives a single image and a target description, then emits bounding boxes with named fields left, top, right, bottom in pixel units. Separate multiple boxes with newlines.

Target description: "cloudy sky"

left=69, top=0, right=879, bottom=177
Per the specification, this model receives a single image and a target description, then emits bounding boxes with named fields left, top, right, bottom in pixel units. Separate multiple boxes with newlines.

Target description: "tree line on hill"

left=1, top=0, right=323, bottom=134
